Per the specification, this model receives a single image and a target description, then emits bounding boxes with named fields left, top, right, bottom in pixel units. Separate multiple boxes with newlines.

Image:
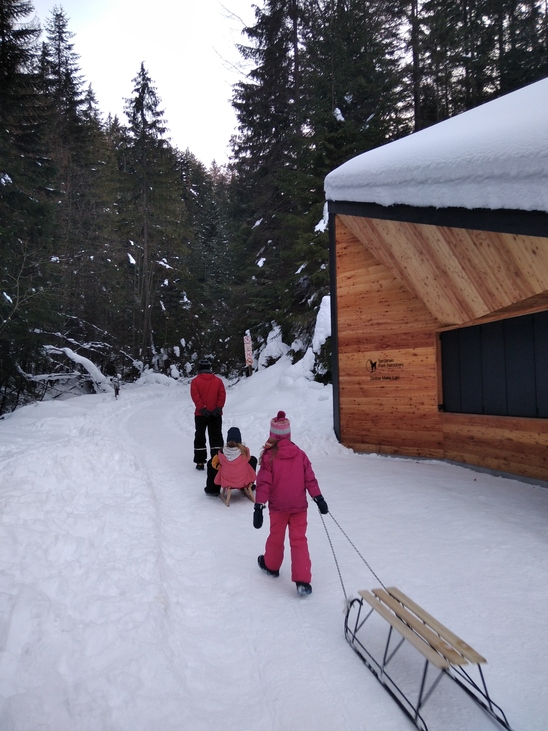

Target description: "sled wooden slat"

left=384, top=587, right=487, bottom=665
left=358, top=590, right=449, bottom=669
left=371, top=588, right=468, bottom=666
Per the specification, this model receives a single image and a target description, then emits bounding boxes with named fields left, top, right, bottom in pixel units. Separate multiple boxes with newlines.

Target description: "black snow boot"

left=296, top=582, right=312, bottom=596
left=258, top=555, right=279, bottom=577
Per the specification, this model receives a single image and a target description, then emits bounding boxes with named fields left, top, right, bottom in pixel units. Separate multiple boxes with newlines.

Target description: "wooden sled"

left=220, top=483, right=256, bottom=507
left=345, top=586, right=513, bottom=731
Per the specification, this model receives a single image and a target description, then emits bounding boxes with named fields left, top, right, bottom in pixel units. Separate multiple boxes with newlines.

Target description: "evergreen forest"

left=1, top=0, right=547, bottom=413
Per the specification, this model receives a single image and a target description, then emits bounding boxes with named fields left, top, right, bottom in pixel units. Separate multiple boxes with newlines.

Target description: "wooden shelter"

left=325, top=78, right=548, bottom=481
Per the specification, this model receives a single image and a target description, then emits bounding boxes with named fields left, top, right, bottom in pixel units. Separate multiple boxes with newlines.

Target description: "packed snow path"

left=1, top=360, right=548, bottom=730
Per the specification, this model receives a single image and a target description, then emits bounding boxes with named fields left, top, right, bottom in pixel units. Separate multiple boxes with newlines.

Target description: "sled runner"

left=220, top=483, right=255, bottom=507
left=344, top=586, right=512, bottom=731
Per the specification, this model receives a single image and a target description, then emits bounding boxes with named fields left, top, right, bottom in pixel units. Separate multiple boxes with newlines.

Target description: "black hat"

left=227, top=427, right=242, bottom=443
left=198, top=359, right=212, bottom=372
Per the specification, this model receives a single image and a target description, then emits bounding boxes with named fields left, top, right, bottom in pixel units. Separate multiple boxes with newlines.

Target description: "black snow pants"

left=193, top=414, right=223, bottom=465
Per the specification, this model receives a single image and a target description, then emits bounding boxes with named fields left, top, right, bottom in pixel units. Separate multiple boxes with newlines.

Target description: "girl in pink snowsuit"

left=254, top=411, right=328, bottom=596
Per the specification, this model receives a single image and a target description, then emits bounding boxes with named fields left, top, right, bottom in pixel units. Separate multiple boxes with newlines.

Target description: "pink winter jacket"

left=214, top=446, right=256, bottom=488
left=255, top=439, right=321, bottom=512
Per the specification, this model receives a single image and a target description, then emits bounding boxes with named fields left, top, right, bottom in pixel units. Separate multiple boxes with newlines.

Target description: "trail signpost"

left=244, top=333, right=253, bottom=376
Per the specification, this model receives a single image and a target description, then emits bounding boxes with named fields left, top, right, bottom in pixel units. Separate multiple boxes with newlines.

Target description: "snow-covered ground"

left=1, top=354, right=547, bottom=731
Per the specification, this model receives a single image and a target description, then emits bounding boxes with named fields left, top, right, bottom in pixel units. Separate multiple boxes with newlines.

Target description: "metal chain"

left=324, top=511, right=388, bottom=592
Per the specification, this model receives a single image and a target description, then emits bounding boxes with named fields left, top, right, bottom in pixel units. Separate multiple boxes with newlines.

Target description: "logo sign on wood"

left=366, top=356, right=404, bottom=381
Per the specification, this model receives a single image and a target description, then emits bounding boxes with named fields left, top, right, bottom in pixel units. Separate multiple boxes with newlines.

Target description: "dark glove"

left=253, top=503, right=265, bottom=529
left=200, top=407, right=209, bottom=416
left=212, top=407, right=221, bottom=417
left=313, top=495, right=329, bottom=515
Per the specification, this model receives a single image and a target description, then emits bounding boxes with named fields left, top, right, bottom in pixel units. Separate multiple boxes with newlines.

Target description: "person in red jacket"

left=253, top=411, right=328, bottom=596
left=190, top=359, right=226, bottom=470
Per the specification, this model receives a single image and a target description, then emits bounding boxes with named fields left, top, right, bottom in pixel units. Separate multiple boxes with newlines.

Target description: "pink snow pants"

left=264, top=510, right=311, bottom=583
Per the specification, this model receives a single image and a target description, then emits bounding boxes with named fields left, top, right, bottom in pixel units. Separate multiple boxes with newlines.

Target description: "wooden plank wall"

left=441, top=413, right=548, bottom=480
left=335, top=218, right=444, bottom=456
left=335, top=216, right=548, bottom=481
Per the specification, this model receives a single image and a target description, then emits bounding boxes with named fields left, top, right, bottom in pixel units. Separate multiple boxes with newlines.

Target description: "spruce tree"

left=302, top=0, right=406, bottom=170
left=230, top=0, right=406, bottom=350
left=119, top=63, right=194, bottom=365
left=0, top=0, right=58, bottom=412
left=69, top=86, right=123, bottom=344
left=415, top=0, right=496, bottom=124
left=230, top=0, right=306, bottom=345
left=178, top=150, right=240, bottom=369
left=402, top=1, right=548, bottom=128
left=493, top=0, right=548, bottom=93
left=40, top=6, right=89, bottom=321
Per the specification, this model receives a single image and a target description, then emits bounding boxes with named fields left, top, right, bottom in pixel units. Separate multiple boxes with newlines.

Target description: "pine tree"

left=179, top=150, right=239, bottom=368
left=67, top=86, right=123, bottom=343
left=0, top=0, right=43, bottom=161
left=0, top=0, right=58, bottom=412
left=414, top=0, right=497, bottom=125
left=493, top=0, right=548, bottom=93
left=302, top=0, right=406, bottom=170
left=230, top=0, right=307, bottom=344
left=43, top=6, right=83, bottom=122
left=119, top=63, right=193, bottom=363
left=40, top=6, right=89, bottom=322
left=0, top=0, right=50, bottom=229
left=230, top=0, right=406, bottom=350
left=402, top=1, right=548, bottom=129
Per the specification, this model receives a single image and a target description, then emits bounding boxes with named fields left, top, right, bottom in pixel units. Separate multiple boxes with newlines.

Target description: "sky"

left=1, top=308, right=548, bottom=730
left=30, top=0, right=258, bottom=166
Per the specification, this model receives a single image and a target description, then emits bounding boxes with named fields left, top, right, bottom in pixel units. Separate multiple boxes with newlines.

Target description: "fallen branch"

left=42, top=346, right=113, bottom=394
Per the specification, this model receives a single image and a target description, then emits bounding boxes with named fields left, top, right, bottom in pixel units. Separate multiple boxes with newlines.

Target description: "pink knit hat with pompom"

left=269, top=411, right=291, bottom=440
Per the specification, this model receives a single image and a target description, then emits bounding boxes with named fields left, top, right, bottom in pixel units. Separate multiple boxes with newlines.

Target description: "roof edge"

left=327, top=200, right=548, bottom=237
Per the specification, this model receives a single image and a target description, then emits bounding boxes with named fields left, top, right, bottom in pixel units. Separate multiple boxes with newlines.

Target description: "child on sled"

left=206, top=427, right=257, bottom=506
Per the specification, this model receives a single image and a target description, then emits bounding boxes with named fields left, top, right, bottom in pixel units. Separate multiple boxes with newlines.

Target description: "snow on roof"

left=324, top=77, right=548, bottom=213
